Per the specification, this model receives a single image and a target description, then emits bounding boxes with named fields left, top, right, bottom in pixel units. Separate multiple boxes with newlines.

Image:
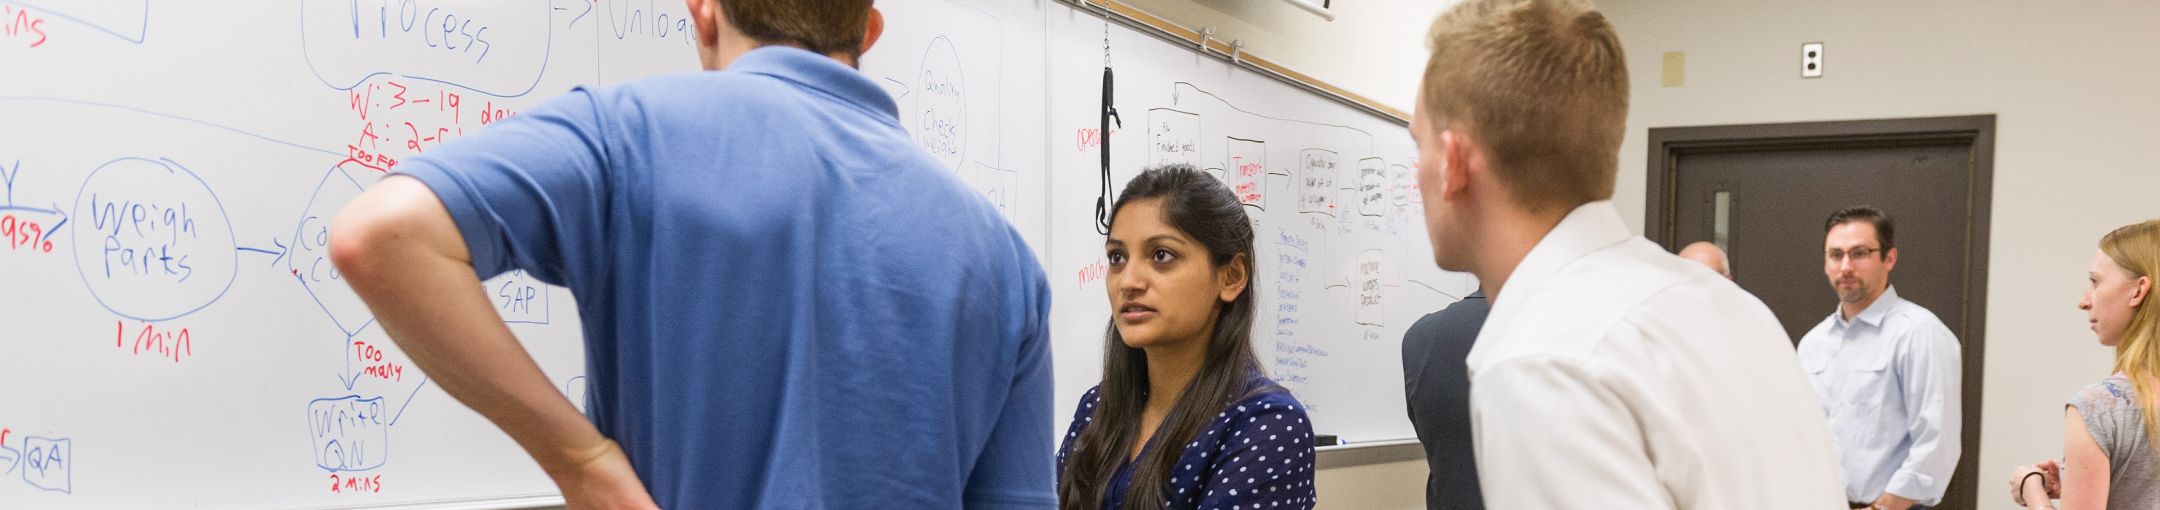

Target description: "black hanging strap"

left=1095, top=65, right=1120, bottom=235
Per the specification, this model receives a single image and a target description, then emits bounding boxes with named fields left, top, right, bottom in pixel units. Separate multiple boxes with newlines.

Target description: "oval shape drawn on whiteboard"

left=71, top=157, right=239, bottom=322
left=915, top=35, right=967, bottom=171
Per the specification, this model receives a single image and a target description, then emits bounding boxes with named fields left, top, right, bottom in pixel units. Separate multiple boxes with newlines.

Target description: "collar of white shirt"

left=1830, top=286, right=1904, bottom=330
left=1465, top=200, right=1635, bottom=369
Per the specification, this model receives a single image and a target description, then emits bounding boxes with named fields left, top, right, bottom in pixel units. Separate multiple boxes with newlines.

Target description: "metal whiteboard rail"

left=1279, top=0, right=1337, bottom=21
left=1058, top=0, right=1409, bottom=126
left=1315, top=439, right=1425, bottom=469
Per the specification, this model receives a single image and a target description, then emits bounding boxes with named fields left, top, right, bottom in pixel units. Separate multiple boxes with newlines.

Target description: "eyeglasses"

left=1825, top=247, right=1881, bottom=263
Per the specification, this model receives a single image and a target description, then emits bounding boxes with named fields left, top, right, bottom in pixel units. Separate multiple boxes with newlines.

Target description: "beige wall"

left=1315, top=456, right=1427, bottom=510
left=1600, top=1, right=2160, bottom=508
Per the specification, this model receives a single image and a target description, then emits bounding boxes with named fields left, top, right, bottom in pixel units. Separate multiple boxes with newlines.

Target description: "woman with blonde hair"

left=2011, top=220, right=2160, bottom=509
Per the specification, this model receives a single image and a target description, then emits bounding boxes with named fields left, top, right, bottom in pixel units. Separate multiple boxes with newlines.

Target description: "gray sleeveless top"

left=2070, top=375, right=2160, bottom=509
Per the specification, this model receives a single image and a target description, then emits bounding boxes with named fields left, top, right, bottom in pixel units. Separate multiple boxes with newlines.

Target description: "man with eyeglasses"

left=1798, top=206, right=1962, bottom=510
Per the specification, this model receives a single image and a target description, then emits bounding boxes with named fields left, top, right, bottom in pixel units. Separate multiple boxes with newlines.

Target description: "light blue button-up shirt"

left=1798, top=286, right=1962, bottom=505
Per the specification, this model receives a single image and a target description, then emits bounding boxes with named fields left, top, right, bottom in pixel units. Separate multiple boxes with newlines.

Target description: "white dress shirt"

left=1466, top=201, right=1844, bottom=508
left=1797, top=287, right=1962, bottom=505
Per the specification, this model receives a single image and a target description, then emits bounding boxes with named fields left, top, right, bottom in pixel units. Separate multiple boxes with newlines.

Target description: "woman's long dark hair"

left=1059, top=164, right=1275, bottom=510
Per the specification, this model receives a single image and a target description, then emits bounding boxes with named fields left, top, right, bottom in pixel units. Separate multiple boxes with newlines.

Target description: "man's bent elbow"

left=328, top=177, right=438, bottom=286
left=328, top=203, right=393, bottom=285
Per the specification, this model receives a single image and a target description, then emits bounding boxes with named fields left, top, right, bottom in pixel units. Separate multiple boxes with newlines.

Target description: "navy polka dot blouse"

left=1056, top=384, right=1319, bottom=510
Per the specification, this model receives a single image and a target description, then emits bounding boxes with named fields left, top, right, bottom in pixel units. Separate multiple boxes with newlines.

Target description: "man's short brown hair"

left=720, top=0, right=873, bottom=60
left=1420, top=0, right=1629, bottom=214
left=1825, top=206, right=1895, bottom=255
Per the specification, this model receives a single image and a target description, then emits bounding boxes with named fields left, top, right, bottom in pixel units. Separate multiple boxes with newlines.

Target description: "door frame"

left=1645, top=115, right=1994, bottom=509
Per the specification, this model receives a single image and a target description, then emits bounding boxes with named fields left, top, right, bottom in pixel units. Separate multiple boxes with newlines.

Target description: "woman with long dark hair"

left=1055, top=164, right=1317, bottom=510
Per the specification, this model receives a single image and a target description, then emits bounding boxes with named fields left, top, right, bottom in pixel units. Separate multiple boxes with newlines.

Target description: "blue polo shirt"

left=396, top=46, right=1055, bottom=509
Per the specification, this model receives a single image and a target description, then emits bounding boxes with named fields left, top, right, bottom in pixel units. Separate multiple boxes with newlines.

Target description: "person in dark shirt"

left=1056, top=164, right=1317, bottom=510
left=1402, top=291, right=1489, bottom=510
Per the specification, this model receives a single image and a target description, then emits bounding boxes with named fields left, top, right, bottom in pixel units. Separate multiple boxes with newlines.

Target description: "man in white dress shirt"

left=1798, top=207, right=1961, bottom=510
left=1409, top=0, right=1844, bottom=507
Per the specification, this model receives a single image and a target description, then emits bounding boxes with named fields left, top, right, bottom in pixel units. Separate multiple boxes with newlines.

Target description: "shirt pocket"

left=1801, top=351, right=1834, bottom=416
left=1800, top=346, right=1831, bottom=373
left=1842, top=345, right=1897, bottom=425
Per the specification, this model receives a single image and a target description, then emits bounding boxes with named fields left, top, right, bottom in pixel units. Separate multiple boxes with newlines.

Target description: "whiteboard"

left=1041, top=4, right=1471, bottom=444
left=0, top=0, right=1045, bottom=508
left=0, top=0, right=1448, bottom=508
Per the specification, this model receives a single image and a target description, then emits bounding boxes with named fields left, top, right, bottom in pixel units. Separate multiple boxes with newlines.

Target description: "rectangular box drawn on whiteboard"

left=1357, top=158, right=1386, bottom=218
left=19, top=436, right=72, bottom=493
left=1390, top=163, right=1414, bottom=207
left=309, top=396, right=389, bottom=472
left=1298, top=149, right=1339, bottom=216
left=1225, top=137, right=1266, bottom=208
left=486, top=270, right=550, bottom=325
left=1147, top=108, right=1200, bottom=167
left=1355, top=249, right=1384, bottom=326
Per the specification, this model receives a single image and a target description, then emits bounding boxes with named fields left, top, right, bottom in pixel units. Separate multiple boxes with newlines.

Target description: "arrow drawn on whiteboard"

left=40, top=202, right=65, bottom=242
left=236, top=238, right=289, bottom=266
left=555, top=0, right=594, bottom=29
left=0, top=164, right=71, bottom=235
left=337, top=367, right=362, bottom=392
left=0, top=444, right=17, bottom=476
left=338, top=335, right=360, bottom=391
left=882, top=77, right=911, bottom=100
left=1404, top=279, right=1461, bottom=301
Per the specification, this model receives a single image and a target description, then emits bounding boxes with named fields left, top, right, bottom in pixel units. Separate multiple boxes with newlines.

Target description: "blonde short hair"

left=1421, top=0, right=1628, bottom=213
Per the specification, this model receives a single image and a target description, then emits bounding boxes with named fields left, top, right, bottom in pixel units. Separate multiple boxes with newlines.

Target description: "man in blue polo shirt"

left=328, top=1, right=1054, bottom=508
